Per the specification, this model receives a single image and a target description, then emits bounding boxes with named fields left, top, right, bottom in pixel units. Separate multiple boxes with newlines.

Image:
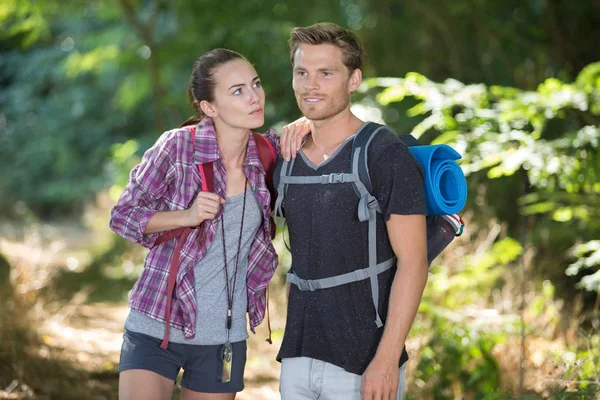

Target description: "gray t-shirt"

left=125, top=188, right=262, bottom=345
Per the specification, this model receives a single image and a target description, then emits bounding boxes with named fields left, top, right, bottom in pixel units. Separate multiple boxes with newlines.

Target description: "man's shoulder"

left=360, top=123, right=409, bottom=160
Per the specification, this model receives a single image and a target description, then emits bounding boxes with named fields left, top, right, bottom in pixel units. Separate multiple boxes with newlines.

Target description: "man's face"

left=292, top=43, right=360, bottom=121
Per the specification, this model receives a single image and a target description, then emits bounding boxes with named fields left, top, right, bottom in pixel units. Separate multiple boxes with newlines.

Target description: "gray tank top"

left=125, top=188, right=262, bottom=345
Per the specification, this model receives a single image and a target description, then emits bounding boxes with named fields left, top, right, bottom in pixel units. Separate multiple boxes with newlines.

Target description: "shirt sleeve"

left=109, top=133, right=177, bottom=248
left=371, top=142, right=427, bottom=218
left=263, top=128, right=281, bottom=156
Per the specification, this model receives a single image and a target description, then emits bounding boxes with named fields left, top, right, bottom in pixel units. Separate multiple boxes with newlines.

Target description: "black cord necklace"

left=220, top=176, right=248, bottom=383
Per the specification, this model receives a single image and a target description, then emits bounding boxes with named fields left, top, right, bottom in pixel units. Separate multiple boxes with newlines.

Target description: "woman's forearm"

left=144, top=209, right=192, bottom=234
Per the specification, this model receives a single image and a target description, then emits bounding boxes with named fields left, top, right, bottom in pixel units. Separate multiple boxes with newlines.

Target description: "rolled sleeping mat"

left=407, top=144, right=467, bottom=216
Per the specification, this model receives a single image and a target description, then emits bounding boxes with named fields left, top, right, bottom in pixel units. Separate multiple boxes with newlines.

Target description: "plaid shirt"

left=109, top=117, right=280, bottom=339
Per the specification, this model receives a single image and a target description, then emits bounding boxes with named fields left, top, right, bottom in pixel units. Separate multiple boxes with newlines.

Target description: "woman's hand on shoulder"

left=280, top=116, right=311, bottom=162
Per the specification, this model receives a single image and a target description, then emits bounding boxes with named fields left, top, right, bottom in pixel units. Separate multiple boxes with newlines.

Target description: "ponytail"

left=179, top=115, right=203, bottom=128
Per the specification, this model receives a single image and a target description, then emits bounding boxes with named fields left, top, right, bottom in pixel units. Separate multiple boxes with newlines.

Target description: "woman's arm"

left=109, top=132, right=180, bottom=248
left=144, top=192, right=224, bottom=234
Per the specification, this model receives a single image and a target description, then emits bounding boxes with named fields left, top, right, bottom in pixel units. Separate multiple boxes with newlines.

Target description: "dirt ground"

left=2, top=215, right=598, bottom=399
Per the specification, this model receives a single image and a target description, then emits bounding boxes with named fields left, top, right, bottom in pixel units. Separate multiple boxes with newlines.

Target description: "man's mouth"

left=302, top=97, right=324, bottom=104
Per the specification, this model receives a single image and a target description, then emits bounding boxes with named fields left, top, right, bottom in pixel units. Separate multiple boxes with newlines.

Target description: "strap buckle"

left=297, top=278, right=316, bottom=291
left=320, top=173, right=346, bottom=184
left=366, top=195, right=379, bottom=209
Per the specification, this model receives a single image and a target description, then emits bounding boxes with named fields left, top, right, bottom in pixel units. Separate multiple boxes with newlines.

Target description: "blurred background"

left=1, top=0, right=599, bottom=399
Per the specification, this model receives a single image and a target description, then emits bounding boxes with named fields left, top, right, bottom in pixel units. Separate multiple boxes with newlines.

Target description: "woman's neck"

left=213, top=120, right=249, bottom=169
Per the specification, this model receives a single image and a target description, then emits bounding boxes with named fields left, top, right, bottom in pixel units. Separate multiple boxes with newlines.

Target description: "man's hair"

left=289, top=22, right=363, bottom=72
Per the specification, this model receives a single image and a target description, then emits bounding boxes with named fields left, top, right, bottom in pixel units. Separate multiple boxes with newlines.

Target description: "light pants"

left=280, top=357, right=406, bottom=399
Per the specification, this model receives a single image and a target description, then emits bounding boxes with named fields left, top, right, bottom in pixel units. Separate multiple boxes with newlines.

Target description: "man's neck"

left=308, top=109, right=363, bottom=153
left=213, top=120, right=249, bottom=169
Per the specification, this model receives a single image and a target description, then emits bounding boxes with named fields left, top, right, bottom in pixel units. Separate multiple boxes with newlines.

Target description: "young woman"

left=110, top=49, right=306, bottom=400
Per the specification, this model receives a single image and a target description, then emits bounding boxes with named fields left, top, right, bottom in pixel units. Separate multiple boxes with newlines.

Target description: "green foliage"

left=107, top=139, right=141, bottom=203
left=2, top=1, right=600, bottom=218
left=412, top=238, right=521, bottom=398
left=414, top=246, right=599, bottom=399
left=2, top=2, right=600, bottom=397
left=416, top=316, right=502, bottom=398
left=363, top=63, right=600, bottom=295
left=567, top=241, right=600, bottom=293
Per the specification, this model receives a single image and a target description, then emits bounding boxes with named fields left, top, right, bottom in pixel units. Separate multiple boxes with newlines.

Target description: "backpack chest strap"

left=287, top=257, right=396, bottom=292
left=279, top=172, right=359, bottom=185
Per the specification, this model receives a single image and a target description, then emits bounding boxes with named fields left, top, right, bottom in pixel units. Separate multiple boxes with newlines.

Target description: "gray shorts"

left=119, top=329, right=247, bottom=393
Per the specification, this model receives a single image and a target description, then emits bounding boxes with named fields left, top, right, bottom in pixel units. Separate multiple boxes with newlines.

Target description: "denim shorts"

left=119, top=329, right=247, bottom=393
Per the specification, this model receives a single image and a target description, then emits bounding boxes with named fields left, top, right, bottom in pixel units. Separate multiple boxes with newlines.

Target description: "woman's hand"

left=185, top=192, right=225, bottom=227
left=280, top=116, right=311, bottom=162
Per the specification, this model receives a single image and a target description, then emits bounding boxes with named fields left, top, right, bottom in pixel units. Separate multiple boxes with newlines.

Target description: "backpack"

left=152, top=126, right=277, bottom=349
left=273, top=122, right=466, bottom=328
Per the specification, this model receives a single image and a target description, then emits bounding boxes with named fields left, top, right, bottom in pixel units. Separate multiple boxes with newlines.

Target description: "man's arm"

left=360, top=213, right=428, bottom=400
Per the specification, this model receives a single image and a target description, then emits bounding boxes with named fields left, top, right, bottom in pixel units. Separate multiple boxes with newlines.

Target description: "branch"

left=117, top=0, right=167, bottom=132
left=118, top=0, right=148, bottom=42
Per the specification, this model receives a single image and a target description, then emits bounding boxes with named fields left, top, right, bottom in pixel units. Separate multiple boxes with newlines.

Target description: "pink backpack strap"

left=156, top=125, right=213, bottom=349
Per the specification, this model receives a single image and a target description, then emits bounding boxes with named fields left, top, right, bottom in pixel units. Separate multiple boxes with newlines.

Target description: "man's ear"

left=199, top=100, right=218, bottom=118
left=348, top=68, right=363, bottom=93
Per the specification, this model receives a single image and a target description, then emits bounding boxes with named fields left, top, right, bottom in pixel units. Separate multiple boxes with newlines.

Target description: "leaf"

left=376, top=86, right=406, bottom=105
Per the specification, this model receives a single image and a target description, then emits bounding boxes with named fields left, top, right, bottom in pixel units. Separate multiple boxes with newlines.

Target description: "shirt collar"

left=192, top=117, right=265, bottom=173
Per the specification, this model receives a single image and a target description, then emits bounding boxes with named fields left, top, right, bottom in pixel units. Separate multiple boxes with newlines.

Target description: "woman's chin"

left=248, top=118, right=265, bottom=130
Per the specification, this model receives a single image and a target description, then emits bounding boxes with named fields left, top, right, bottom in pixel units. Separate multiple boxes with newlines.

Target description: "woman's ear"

left=199, top=100, right=218, bottom=118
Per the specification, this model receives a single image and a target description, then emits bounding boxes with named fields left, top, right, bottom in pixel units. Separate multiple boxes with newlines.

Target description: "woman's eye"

left=234, top=88, right=242, bottom=95
left=254, top=81, right=262, bottom=88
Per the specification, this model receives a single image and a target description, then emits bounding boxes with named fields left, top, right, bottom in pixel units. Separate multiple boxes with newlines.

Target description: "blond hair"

left=289, top=22, right=363, bottom=72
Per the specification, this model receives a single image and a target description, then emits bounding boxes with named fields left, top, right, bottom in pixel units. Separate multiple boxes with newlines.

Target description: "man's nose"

left=304, top=75, right=319, bottom=90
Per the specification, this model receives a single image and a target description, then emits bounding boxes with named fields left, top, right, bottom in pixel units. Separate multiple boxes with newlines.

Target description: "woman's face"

left=207, top=59, right=265, bottom=131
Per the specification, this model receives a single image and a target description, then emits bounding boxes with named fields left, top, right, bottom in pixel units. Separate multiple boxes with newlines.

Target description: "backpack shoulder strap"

left=252, top=132, right=277, bottom=203
left=185, top=126, right=213, bottom=193
left=252, top=132, right=277, bottom=239
left=273, top=156, right=296, bottom=227
left=350, top=122, right=386, bottom=198
left=252, top=132, right=277, bottom=171
left=154, top=127, right=212, bottom=248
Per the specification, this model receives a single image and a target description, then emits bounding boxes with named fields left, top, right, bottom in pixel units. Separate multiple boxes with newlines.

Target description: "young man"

left=276, top=23, right=429, bottom=400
